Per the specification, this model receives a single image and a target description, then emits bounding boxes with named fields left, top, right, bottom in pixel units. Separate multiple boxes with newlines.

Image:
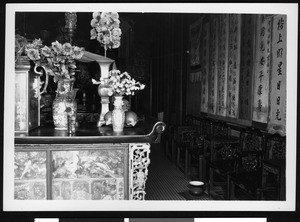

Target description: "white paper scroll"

left=208, top=16, right=219, bottom=115
left=200, top=22, right=210, bottom=113
left=252, top=15, right=272, bottom=123
left=267, top=15, right=286, bottom=135
left=226, top=14, right=241, bottom=118
left=217, top=14, right=229, bottom=117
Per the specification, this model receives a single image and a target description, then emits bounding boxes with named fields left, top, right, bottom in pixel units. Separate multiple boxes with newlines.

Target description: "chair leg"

left=184, top=147, right=189, bottom=177
left=171, top=140, right=176, bottom=164
left=187, top=150, right=191, bottom=178
left=256, top=189, right=262, bottom=200
left=226, top=174, right=230, bottom=200
left=176, top=147, right=180, bottom=168
left=164, top=140, right=169, bottom=158
left=198, top=155, right=205, bottom=182
left=230, top=180, right=235, bottom=200
left=209, top=167, right=214, bottom=196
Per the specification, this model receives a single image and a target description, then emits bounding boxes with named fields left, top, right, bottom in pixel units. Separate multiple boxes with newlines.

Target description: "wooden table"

left=14, top=118, right=165, bottom=201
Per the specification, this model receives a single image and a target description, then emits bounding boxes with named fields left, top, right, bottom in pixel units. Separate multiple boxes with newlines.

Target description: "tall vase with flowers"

left=104, top=70, right=145, bottom=132
left=90, top=11, right=122, bottom=127
left=25, top=39, right=84, bottom=130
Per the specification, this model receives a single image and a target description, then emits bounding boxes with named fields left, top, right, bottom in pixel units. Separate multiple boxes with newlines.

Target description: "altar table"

left=14, top=118, right=165, bottom=201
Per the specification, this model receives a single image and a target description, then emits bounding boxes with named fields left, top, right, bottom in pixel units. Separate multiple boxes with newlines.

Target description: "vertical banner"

left=239, top=14, right=255, bottom=120
left=252, top=15, right=272, bottom=123
left=200, top=22, right=210, bottom=113
left=268, top=15, right=286, bottom=135
left=190, top=18, right=203, bottom=66
left=208, top=15, right=219, bottom=115
left=226, top=14, right=241, bottom=118
left=217, top=14, right=229, bottom=116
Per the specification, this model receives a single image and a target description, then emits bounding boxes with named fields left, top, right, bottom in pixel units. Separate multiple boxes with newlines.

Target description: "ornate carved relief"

left=129, top=143, right=151, bottom=200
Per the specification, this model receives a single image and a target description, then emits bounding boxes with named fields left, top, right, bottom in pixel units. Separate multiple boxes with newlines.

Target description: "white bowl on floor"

left=188, top=181, right=205, bottom=196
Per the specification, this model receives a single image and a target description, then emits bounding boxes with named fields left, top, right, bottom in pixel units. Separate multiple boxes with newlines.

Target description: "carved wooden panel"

left=14, top=151, right=47, bottom=200
left=129, top=143, right=151, bottom=200
left=52, top=149, right=126, bottom=200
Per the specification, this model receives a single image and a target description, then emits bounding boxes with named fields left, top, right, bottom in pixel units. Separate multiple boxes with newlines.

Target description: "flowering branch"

left=25, top=39, right=84, bottom=83
left=105, top=70, right=145, bottom=96
left=90, top=12, right=122, bottom=56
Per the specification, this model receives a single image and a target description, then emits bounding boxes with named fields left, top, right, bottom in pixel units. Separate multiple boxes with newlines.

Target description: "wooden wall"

left=150, top=14, right=190, bottom=125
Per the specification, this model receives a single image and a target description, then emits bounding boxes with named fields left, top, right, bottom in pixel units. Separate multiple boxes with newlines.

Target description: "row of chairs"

left=163, top=115, right=286, bottom=200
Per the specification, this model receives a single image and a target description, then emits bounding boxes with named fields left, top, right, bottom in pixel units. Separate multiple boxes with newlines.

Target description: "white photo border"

left=4, top=3, right=298, bottom=211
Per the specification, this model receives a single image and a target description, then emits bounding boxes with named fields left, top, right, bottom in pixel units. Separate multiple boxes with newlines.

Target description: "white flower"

left=90, top=12, right=121, bottom=50
left=92, top=12, right=101, bottom=20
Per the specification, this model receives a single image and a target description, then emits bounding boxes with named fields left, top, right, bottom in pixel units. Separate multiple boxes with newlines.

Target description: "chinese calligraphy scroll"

left=217, top=14, right=229, bottom=116
left=239, top=14, right=255, bottom=120
left=208, top=15, right=219, bottom=115
left=252, top=15, right=272, bottom=123
left=200, top=22, right=210, bottom=113
left=226, top=14, right=241, bottom=118
left=268, top=15, right=286, bottom=136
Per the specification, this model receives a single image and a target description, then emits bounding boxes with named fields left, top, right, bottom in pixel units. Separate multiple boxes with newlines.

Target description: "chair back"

left=177, top=126, right=198, bottom=144
left=265, top=133, right=286, bottom=160
left=237, top=128, right=265, bottom=173
left=201, top=117, right=213, bottom=136
left=212, top=142, right=240, bottom=162
left=211, top=120, right=229, bottom=139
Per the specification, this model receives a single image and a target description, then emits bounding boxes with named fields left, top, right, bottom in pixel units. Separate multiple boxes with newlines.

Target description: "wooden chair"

left=260, top=133, right=286, bottom=200
left=229, top=127, right=265, bottom=200
left=186, top=116, right=212, bottom=180
left=175, top=125, right=199, bottom=177
left=164, top=124, right=177, bottom=163
left=203, top=120, right=240, bottom=160
left=208, top=141, right=240, bottom=200
left=187, top=134, right=206, bottom=181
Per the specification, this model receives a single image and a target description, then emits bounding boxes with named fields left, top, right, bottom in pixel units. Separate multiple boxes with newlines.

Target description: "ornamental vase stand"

left=96, top=57, right=114, bottom=127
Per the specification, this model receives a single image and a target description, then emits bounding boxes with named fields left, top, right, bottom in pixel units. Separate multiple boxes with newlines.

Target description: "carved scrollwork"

left=129, top=143, right=151, bottom=200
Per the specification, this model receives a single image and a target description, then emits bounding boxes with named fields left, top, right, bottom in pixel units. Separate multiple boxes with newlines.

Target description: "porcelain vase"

left=112, top=96, right=125, bottom=132
left=52, top=78, right=77, bottom=130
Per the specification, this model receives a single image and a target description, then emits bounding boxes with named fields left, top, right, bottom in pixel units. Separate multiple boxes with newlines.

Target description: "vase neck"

left=57, top=78, right=75, bottom=94
left=97, top=59, right=113, bottom=79
left=113, top=96, right=123, bottom=108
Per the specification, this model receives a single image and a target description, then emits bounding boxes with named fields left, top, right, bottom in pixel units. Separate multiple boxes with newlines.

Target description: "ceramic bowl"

left=188, top=181, right=205, bottom=196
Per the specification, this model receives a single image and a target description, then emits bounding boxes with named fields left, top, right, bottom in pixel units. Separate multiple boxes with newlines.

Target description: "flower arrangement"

left=90, top=12, right=121, bottom=56
left=25, top=39, right=84, bottom=82
left=15, top=34, right=28, bottom=61
left=97, top=70, right=145, bottom=96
